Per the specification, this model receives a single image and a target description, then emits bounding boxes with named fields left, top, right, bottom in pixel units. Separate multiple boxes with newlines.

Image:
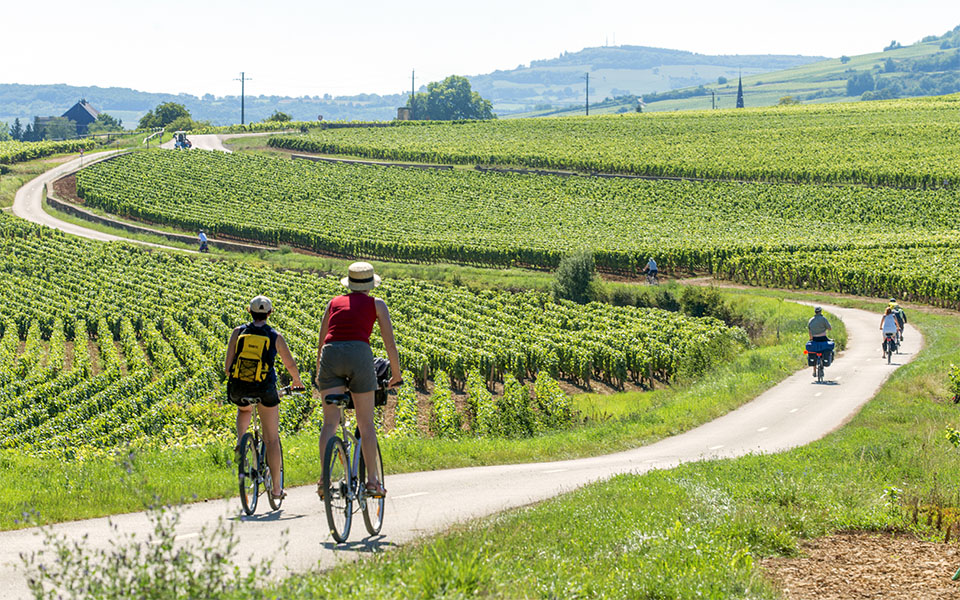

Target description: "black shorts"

left=227, top=380, right=280, bottom=408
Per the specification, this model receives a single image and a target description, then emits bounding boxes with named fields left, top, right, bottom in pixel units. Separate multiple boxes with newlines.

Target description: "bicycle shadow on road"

left=813, top=380, right=841, bottom=386
left=322, top=535, right=397, bottom=553
left=231, top=511, right=306, bottom=523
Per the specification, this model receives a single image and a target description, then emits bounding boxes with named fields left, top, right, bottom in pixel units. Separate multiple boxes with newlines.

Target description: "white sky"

left=3, top=0, right=958, bottom=98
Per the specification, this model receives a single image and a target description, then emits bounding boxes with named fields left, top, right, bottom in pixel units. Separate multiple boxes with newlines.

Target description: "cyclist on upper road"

left=645, top=257, right=659, bottom=283
left=880, top=306, right=902, bottom=359
left=807, top=306, right=833, bottom=377
left=316, top=262, right=401, bottom=498
left=198, top=230, right=208, bottom=253
left=226, top=295, right=305, bottom=501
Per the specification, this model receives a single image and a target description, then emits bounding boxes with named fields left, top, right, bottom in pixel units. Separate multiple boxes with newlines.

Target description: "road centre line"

left=393, top=492, right=429, bottom=500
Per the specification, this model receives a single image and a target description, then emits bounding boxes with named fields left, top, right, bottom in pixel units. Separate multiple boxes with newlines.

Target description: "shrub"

left=552, top=250, right=599, bottom=304
left=428, top=370, right=461, bottom=438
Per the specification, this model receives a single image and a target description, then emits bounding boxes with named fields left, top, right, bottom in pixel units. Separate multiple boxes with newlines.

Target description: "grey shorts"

left=317, top=341, right=377, bottom=393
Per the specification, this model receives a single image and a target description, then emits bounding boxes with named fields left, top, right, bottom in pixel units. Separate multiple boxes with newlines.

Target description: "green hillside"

left=512, top=25, right=960, bottom=117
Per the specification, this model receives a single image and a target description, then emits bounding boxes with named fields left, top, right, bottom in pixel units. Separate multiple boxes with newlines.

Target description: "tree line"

left=1, top=113, right=123, bottom=142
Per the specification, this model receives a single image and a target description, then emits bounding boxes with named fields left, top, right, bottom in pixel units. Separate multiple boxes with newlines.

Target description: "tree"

left=0, top=122, right=9, bottom=142
left=139, top=102, right=191, bottom=129
left=164, top=115, right=207, bottom=133
left=846, top=71, right=876, bottom=96
left=8, top=118, right=22, bottom=141
left=264, top=110, right=292, bottom=122
left=406, top=75, right=495, bottom=121
left=87, top=112, right=124, bottom=133
left=44, top=117, right=77, bottom=140
left=778, top=96, right=800, bottom=106
left=717, top=76, right=727, bottom=85
left=22, top=124, right=36, bottom=141
left=552, top=250, right=599, bottom=304
left=884, top=58, right=897, bottom=73
left=840, top=55, right=851, bottom=64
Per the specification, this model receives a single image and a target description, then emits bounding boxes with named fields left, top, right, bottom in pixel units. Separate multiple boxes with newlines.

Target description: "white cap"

left=249, top=295, right=273, bottom=313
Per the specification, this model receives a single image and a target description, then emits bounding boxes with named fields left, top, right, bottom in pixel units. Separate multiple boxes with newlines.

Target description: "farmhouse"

left=35, top=99, right=99, bottom=136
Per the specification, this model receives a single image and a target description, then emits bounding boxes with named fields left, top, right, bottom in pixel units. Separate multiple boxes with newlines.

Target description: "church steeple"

left=736, top=70, right=744, bottom=108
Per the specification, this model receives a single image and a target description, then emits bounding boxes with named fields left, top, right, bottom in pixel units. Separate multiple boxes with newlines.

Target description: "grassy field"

left=1, top=292, right=822, bottom=529
left=270, top=294, right=959, bottom=598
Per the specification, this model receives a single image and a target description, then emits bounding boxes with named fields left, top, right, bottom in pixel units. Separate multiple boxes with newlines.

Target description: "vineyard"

left=0, top=213, right=744, bottom=456
left=267, top=96, right=960, bottom=188
left=74, top=150, right=960, bottom=305
left=0, top=139, right=99, bottom=165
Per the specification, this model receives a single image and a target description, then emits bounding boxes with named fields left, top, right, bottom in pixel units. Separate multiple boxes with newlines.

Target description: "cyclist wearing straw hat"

left=316, top=262, right=401, bottom=498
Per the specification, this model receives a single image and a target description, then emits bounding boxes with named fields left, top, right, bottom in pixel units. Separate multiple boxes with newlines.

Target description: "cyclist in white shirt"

left=880, top=307, right=901, bottom=358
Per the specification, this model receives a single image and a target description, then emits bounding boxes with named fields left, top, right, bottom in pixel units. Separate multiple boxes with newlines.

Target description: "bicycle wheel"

left=238, top=433, right=259, bottom=516
left=886, top=341, right=893, bottom=364
left=322, top=436, right=352, bottom=543
left=266, top=439, right=285, bottom=511
left=359, top=440, right=385, bottom=536
left=817, top=358, right=824, bottom=383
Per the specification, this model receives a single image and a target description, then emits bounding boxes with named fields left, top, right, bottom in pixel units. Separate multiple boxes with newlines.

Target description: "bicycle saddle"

left=324, top=393, right=350, bottom=407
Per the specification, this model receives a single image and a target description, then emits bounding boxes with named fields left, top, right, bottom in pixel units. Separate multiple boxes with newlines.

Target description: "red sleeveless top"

left=324, top=293, right=377, bottom=344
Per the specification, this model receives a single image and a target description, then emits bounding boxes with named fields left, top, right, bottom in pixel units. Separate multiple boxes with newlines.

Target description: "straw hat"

left=341, top=262, right=381, bottom=291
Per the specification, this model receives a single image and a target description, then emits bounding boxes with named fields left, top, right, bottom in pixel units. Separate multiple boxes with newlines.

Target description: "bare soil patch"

left=52, top=173, right=79, bottom=202
left=762, top=531, right=960, bottom=599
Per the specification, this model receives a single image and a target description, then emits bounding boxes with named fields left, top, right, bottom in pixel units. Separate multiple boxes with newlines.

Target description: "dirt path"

left=0, top=302, right=925, bottom=598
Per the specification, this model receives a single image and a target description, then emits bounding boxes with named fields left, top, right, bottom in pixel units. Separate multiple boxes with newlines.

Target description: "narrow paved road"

left=11, top=151, right=189, bottom=251
left=0, top=302, right=921, bottom=597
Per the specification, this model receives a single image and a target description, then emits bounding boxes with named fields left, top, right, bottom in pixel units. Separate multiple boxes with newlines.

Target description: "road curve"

left=0, top=302, right=921, bottom=596
left=11, top=151, right=189, bottom=252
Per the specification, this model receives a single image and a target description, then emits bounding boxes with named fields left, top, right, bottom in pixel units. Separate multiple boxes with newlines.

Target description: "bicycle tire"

left=238, top=433, right=259, bottom=516
left=322, top=436, right=352, bottom=543
left=817, top=358, right=824, bottom=383
left=886, top=340, right=893, bottom=364
left=359, top=441, right=385, bottom=536
left=266, top=439, right=285, bottom=511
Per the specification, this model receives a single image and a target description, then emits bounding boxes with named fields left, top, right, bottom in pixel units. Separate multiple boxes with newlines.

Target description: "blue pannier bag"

left=805, top=340, right=835, bottom=367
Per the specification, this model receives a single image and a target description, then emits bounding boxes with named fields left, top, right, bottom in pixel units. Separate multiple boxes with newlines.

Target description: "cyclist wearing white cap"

left=226, top=295, right=305, bottom=501
left=316, top=262, right=401, bottom=498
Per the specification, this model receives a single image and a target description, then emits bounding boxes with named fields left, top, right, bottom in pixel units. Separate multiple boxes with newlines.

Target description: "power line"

left=233, top=72, right=253, bottom=124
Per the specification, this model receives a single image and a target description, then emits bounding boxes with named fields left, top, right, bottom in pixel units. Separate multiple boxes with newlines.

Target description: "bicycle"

left=237, top=385, right=302, bottom=516
left=882, top=332, right=898, bottom=364
left=319, top=363, right=396, bottom=543
left=804, top=339, right=834, bottom=384
left=645, top=271, right=659, bottom=286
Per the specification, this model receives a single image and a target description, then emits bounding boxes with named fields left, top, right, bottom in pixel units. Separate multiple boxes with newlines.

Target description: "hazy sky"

left=3, top=0, right=958, bottom=98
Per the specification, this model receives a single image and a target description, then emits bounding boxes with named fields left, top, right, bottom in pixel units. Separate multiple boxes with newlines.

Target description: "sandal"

left=316, top=480, right=325, bottom=501
left=364, top=482, right=387, bottom=498
left=271, top=490, right=287, bottom=500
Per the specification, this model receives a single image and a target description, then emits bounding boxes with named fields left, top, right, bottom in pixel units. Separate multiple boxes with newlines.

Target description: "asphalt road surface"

left=0, top=302, right=921, bottom=597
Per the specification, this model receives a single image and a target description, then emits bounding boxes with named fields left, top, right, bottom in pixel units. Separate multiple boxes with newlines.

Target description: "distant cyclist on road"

left=226, top=295, right=305, bottom=501
left=644, top=257, right=659, bottom=284
left=888, top=298, right=907, bottom=340
left=807, top=306, right=832, bottom=377
left=198, top=230, right=209, bottom=253
left=880, top=307, right=902, bottom=359
left=316, top=262, right=401, bottom=499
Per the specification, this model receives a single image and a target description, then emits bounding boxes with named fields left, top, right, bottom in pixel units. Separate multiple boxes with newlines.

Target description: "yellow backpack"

left=230, top=333, right=272, bottom=383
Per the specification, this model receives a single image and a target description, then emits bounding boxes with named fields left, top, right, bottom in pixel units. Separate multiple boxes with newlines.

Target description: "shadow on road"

left=322, top=535, right=397, bottom=553
left=232, top=511, right=306, bottom=523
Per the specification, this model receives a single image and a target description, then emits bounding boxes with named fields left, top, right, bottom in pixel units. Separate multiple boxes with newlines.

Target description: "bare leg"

left=319, top=386, right=347, bottom=458
left=257, top=403, right=283, bottom=496
left=236, top=405, right=253, bottom=442
left=352, top=391, right=382, bottom=490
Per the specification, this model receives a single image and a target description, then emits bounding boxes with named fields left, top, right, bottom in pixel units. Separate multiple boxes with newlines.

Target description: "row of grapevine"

left=75, top=150, right=960, bottom=277
left=0, top=139, right=99, bottom=165
left=0, top=212, right=741, bottom=455
left=266, top=97, right=960, bottom=188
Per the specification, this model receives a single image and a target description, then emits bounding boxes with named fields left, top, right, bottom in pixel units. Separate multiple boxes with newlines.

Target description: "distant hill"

left=514, top=25, right=960, bottom=117
left=472, top=46, right=825, bottom=113
left=0, top=84, right=405, bottom=128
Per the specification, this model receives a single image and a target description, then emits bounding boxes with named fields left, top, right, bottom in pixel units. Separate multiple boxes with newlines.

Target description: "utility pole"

left=234, top=72, right=252, bottom=124
left=712, top=90, right=716, bottom=110
left=411, top=69, right=415, bottom=120
left=585, top=72, right=590, bottom=116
